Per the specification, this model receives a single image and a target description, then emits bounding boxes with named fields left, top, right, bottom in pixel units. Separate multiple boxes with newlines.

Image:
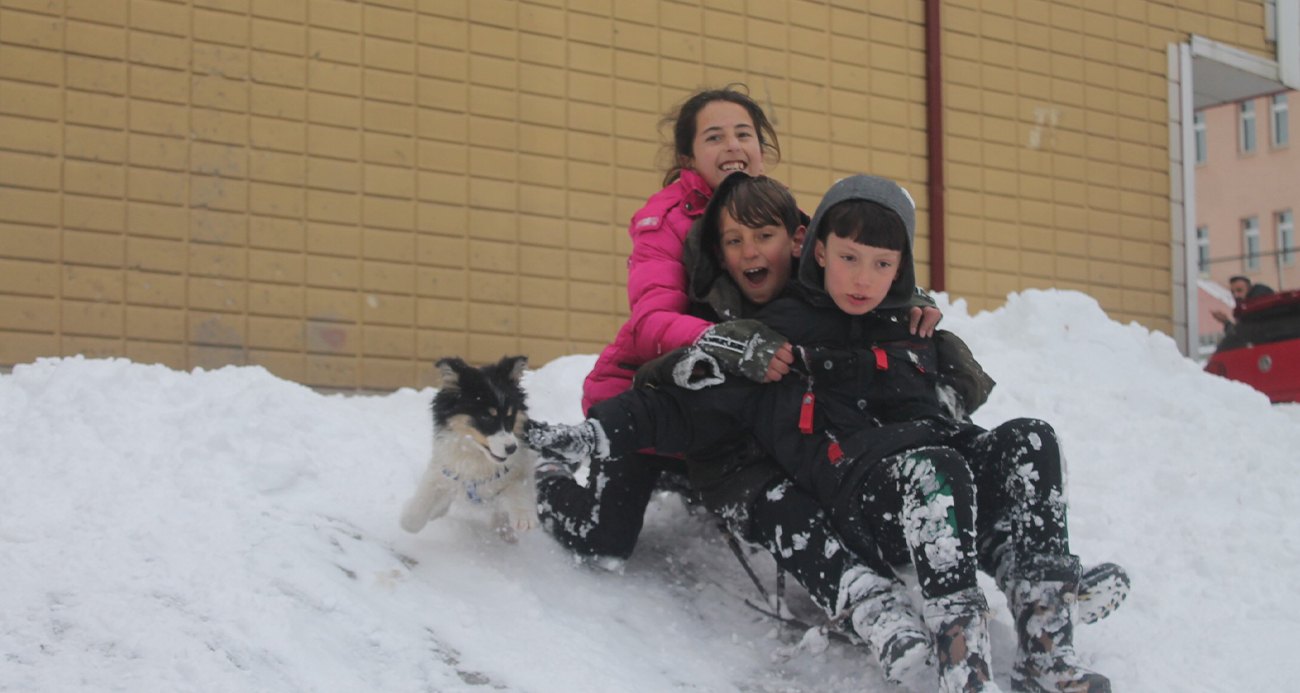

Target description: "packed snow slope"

left=2, top=289, right=1296, bottom=693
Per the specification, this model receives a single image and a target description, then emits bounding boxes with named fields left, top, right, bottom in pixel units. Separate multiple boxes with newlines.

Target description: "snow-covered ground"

left=2, top=289, right=1296, bottom=693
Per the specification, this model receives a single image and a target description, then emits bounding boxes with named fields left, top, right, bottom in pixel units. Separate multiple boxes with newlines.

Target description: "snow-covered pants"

left=857, top=446, right=980, bottom=598
left=582, top=384, right=1072, bottom=601
left=535, top=451, right=895, bottom=619
left=942, top=418, right=1071, bottom=573
left=856, top=418, right=1072, bottom=599
left=536, top=452, right=685, bottom=559
left=743, top=478, right=896, bottom=614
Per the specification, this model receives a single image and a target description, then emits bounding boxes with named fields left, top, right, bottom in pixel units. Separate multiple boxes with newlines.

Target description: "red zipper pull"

left=827, top=432, right=844, bottom=464
left=798, top=377, right=815, bottom=434
left=872, top=346, right=888, bottom=370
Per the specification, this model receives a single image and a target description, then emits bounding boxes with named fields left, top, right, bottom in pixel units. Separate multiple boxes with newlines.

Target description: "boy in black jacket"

left=526, top=175, right=1116, bottom=693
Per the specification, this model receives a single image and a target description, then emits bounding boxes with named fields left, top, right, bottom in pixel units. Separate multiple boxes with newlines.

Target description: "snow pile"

left=2, top=289, right=1297, bottom=692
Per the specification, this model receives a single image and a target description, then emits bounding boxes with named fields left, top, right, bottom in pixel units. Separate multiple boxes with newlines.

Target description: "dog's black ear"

left=500, top=355, right=528, bottom=383
left=435, top=357, right=467, bottom=389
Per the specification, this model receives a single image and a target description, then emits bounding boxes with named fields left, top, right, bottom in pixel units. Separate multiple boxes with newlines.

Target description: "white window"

left=1240, top=101, right=1257, bottom=154
left=1244, top=217, right=1261, bottom=271
left=1196, top=225, right=1211, bottom=273
left=1280, top=210, right=1295, bottom=266
left=1194, top=112, right=1207, bottom=163
left=1272, top=93, right=1289, bottom=147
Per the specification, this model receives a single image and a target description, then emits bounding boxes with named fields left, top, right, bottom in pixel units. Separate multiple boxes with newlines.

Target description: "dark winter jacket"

left=749, top=300, right=971, bottom=516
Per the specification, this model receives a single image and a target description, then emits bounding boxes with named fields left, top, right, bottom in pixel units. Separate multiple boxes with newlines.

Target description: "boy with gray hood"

left=526, top=175, right=1116, bottom=693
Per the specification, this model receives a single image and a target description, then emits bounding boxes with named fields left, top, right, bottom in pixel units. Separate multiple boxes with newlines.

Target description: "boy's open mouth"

left=743, top=267, right=769, bottom=285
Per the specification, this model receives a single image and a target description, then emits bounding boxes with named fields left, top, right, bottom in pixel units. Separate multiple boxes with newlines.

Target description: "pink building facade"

left=1194, top=90, right=1299, bottom=356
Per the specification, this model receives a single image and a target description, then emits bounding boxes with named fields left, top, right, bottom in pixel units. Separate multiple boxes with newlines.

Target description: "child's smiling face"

left=716, top=209, right=800, bottom=305
left=687, top=101, right=766, bottom=191
left=814, top=234, right=902, bottom=315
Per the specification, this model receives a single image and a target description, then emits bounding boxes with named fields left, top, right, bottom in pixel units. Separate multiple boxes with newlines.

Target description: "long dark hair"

left=660, top=84, right=781, bottom=188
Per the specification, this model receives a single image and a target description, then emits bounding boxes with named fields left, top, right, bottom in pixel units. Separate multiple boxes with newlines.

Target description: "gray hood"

left=797, top=174, right=917, bottom=311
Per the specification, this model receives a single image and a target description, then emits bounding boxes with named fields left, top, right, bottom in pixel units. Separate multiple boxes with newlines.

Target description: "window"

left=1280, top=210, right=1295, bottom=266
left=1272, top=93, right=1289, bottom=147
left=1197, top=225, right=1210, bottom=274
left=1244, top=217, right=1261, bottom=271
left=1194, top=112, right=1207, bottom=163
left=1240, top=101, right=1257, bottom=153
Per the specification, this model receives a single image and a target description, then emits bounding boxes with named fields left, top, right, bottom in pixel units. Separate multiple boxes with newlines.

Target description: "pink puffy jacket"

left=581, top=170, right=716, bottom=413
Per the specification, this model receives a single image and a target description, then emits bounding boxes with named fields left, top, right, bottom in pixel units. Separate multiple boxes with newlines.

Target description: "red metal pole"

left=925, top=0, right=946, bottom=291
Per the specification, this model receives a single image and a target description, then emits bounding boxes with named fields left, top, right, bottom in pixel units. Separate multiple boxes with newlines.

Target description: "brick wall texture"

left=0, top=0, right=1273, bottom=389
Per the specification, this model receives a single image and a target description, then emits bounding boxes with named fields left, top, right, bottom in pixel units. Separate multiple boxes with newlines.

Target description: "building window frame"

left=1240, top=100, right=1257, bottom=154
left=1196, top=225, right=1211, bottom=274
left=1194, top=111, right=1208, bottom=164
left=1271, top=93, right=1289, bottom=148
left=1244, top=216, right=1261, bottom=271
left=1280, top=210, right=1295, bottom=266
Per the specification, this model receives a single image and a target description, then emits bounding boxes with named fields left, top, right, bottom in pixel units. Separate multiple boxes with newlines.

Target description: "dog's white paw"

left=511, top=514, right=538, bottom=532
left=399, top=501, right=431, bottom=533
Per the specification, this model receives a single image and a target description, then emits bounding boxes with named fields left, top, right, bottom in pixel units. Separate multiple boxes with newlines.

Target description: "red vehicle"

left=1205, top=289, right=1300, bottom=403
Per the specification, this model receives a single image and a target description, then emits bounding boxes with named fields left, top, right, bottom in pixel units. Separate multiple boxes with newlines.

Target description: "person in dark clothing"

left=1231, top=275, right=1277, bottom=300
left=1212, top=275, right=1277, bottom=328
left=525, top=174, right=1118, bottom=693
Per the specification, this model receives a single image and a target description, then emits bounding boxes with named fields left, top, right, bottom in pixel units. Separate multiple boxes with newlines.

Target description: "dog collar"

left=443, top=464, right=512, bottom=505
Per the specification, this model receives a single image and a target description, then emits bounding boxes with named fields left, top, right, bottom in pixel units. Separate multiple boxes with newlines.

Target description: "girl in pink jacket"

left=580, top=90, right=778, bottom=411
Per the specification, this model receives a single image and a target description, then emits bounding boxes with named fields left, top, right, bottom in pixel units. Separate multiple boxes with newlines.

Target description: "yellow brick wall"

left=941, top=0, right=1269, bottom=329
left=0, top=0, right=1274, bottom=388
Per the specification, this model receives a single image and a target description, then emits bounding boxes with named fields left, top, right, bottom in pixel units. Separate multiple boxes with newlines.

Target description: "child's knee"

left=1003, top=417, right=1059, bottom=451
left=898, top=447, right=974, bottom=496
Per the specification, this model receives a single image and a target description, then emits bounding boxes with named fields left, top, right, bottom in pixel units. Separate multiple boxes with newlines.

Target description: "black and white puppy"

left=400, top=355, right=538, bottom=539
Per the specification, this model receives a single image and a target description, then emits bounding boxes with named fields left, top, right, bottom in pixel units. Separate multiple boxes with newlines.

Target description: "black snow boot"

left=522, top=419, right=610, bottom=464
left=1007, top=554, right=1111, bottom=693
left=533, top=451, right=581, bottom=480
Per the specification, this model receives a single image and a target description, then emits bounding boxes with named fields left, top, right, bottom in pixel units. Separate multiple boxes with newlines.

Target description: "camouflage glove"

left=634, top=346, right=725, bottom=391
left=694, top=319, right=788, bottom=384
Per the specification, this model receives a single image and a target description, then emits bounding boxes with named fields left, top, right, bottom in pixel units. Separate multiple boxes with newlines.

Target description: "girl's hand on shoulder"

left=909, top=306, right=942, bottom=338
left=764, top=343, right=794, bottom=383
